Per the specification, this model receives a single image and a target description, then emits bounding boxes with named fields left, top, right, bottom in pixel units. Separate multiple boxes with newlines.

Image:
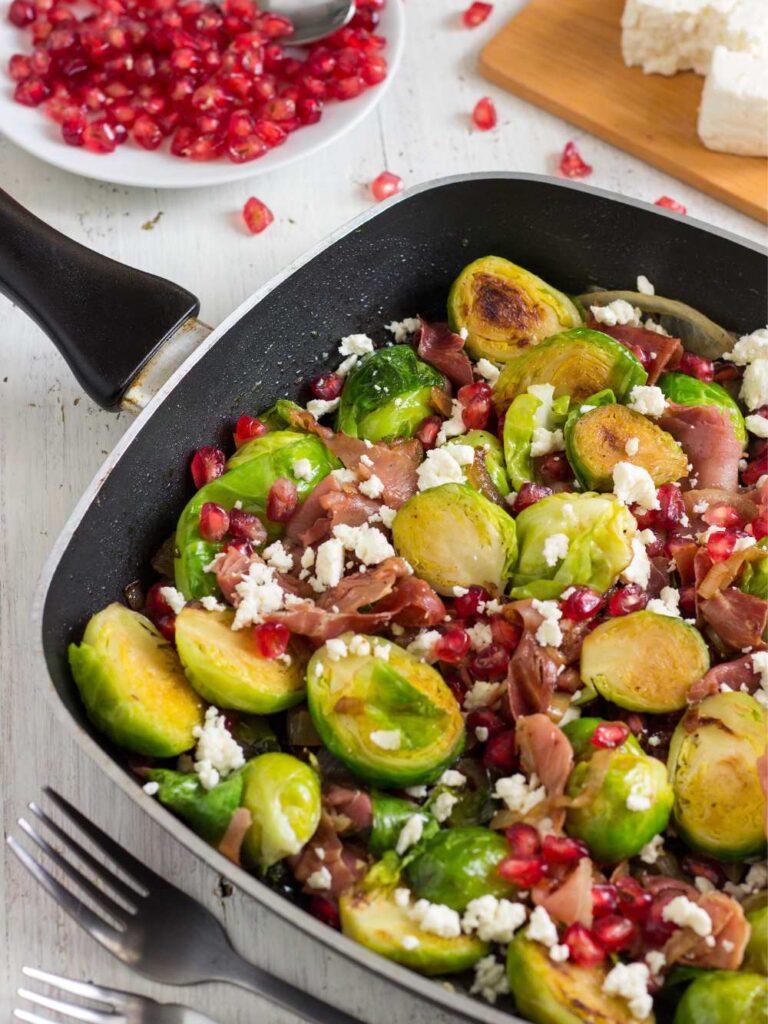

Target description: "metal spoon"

left=264, top=0, right=356, bottom=45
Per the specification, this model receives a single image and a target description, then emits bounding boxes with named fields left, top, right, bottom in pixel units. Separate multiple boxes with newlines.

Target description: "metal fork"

left=8, top=788, right=359, bottom=1024
left=16, top=967, right=218, bottom=1024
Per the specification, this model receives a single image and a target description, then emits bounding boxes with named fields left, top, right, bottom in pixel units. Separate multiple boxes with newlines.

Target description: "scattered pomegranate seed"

left=462, top=1, right=493, bottom=26
left=414, top=415, right=441, bottom=451
left=472, top=96, right=497, bottom=131
left=703, top=504, right=743, bottom=528
left=536, top=451, right=572, bottom=483
left=654, top=482, right=685, bottom=528
left=454, top=586, right=487, bottom=619
left=559, top=140, right=592, bottom=179
left=560, top=586, right=604, bottom=621
left=679, top=351, right=714, bottom=382
left=642, top=530, right=664, bottom=558
left=541, top=835, right=589, bottom=866
left=190, top=446, right=226, bottom=489
left=309, top=895, right=340, bottom=929
left=655, top=196, right=687, bottom=214
left=591, top=722, right=630, bottom=749
left=591, top=915, right=637, bottom=953
left=482, top=728, right=516, bottom=773
left=664, top=529, right=693, bottom=560
left=155, top=614, right=176, bottom=643
left=266, top=477, right=298, bottom=521
left=469, top=643, right=510, bottom=680
left=643, top=893, right=679, bottom=947
left=498, top=855, right=544, bottom=887
left=743, top=452, right=768, bottom=486
left=253, top=621, right=290, bottom=659
left=615, top=877, right=652, bottom=922
left=678, top=584, right=696, bottom=617
left=504, top=823, right=541, bottom=858
left=199, top=501, right=230, bottom=542
left=563, top=923, right=605, bottom=966
left=465, top=708, right=505, bottom=741
left=370, top=171, right=403, bottom=202
left=228, top=507, right=265, bottom=541
left=513, top=482, right=553, bottom=513
left=591, top=884, right=619, bottom=918
left=242, top=196, right=274, bottom=234
left=458, top=381, right=492, bottom=431
left=145, top=581, right=175, bottom=620
left=310, top=372, right=344, bottom=401
left=490, top=616, right=521, bottom=651
left=752, top=514, right=768, bottom=540
left=706, top=527, right=739, bottom=562
left=435, top=627, right=471, bottom=664
left=233, top=414, right=267, bottom=447
left=607, top=584, right=648, bottom=616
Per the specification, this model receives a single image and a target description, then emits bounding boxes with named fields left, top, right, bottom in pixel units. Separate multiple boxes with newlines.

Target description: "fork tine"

left=22, top=968, right=128, bottom=1008
left=44, top=789, right=156, bottom=893
left=14, top=1009, right=57, bottom=1024
left=18, top=818, right=132, bottom=925
left=28, top=804, right=142, bottom=909
left=17, top=989, right=122, bottom=1024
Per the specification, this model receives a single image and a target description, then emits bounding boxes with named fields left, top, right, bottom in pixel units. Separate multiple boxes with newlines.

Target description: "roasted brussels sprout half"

left=256, top=399, right=304, bottom=432
left=145, top=767, right=245, bottom=844
left=506, top=931, right=655, bottom=1024
left=503, top=385, right=570, bottom=491
left=307, top=634, right=465, bottom=787
left=405, top=826, right=515, bottom=911
left=447, top=256, right=582, bottom=363
left=241, top=752, right=321, bottom=868
left=340, top=886, right=489, bottom=976
left=175, top=606, right=307, bottom=714
left=511, top=492, right=635, bottom=600
left=740, top=539, right=768, bottom=600
left=658, top=372, right=747, bottom=445
left=336, top=345, right=445, bottom=442
left=369, top=791, right=438, bottom=856
left=668, top=691, right=767, bottom=861
left=563, top=718, right=673, bottom=863
left=392, top=483, right=517, bottom=596
left=68, top=604, right=204, bottom=757
left=565, top=398, right=688, bottom=491
left=743, top=905, right=768, bottom=973
left=581, top=611, right=710, bottom=713
left=175, top=431, right=339, bottom=599
left=672, top=971, right=767, bottom=1024
left=493, top=328, right=647, bottom=413
left=447, top=430, right=512, bottom=496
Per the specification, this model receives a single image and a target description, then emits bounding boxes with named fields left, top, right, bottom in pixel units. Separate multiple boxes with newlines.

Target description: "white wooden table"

left=1, top=1, right=765, bottom=1020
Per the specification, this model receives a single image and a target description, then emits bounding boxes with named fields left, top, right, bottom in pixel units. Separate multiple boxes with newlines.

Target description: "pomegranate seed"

left=61, top=112, right=86, bottom=146
left=655, top=482, right=686, bottom=528
left=309, top=895, right=340, bottom=929
left=462, top=1, right=493, bottom=27
left=472, top=96, right=497, bottom=131
left=591, top=915, right=636, bottom=953
left=504, top=822, right=540, bottom=857
left=703, top=504, right=743, bottom=528
left=267, top=478, right=298, bottom=522
left=541, top=835, right=589, bottom=866
left=155, top=614, right=176, bottom=642
left=310, top=372, right=344, bottom=401
left=466, top=708, right=505, bottom=741
left=560, top=586, right=604, bottom=621
left=512, top=482, right=553, bottom=513
left=469, top=643, right=510, bottom=680
left=559, top=140, right=592, bottom=179
left=498, top=855, right=544, bottom=887
left=490, top=616, right=521, bottom=651
left=537, top=451, right=573, bottom=483
left=743, top=452, right=768, bottom=486
left=133, top=114, right=163, bottom=149
left=678, top=584, right=696, bottom=617
left=8, top=0, right=35, bottom=25
left=454, top=585, right=488, bottom=619
left=643, top=893, right=679, bottom=947
left=8, top=53, right=32, bottom=80
left=370, top=171, right=403, bottom=202
left=679, top=351, right=714, bottom=382
left=234, top=415, right=266, bottom=446
left=253, top=621, right=290, bottom=659
left=415, top=415, right=441, bottom=451
left=707, top=528, right=739, bottom=562
left=607, top=584, right=648, bottom=616
left=591, top=722, right=630, bottom=749
left=14, top=75, right=49, bottom=106
left=297, top=96, right=323, bottom=124
left=229, top=508, right=265, bottom=541
left=664, top=529, right=693, bottom=560
left=591, top=884, right=618, bottom=918
left=616, top=877, right=652, bottom=922
left=199, top=501, right=230, bottom=541
left=145, top=581, right=175, bottom=619
left=242, top=196, right=274, bottom=235
left=434, top=627, right=471, bottom=664
left=334, top=74, right=364, bottom=100
left=83, top=119, right=117, bottom=153
left=752, top=514, right=768, bottom=540
left=458, top=381, right=492, bottom=431
left=655, top=195, right=687, bottom=214
left=482, top=728, right=516, bottom=773
left=190, top=446, right=225, bottom=489
left=563, top=923, right=605, bottom=966
left=361, top=54, right=386, bottom=84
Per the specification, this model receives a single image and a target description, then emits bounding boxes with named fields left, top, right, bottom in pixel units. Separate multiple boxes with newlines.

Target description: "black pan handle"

left=0, top=187, right=200, bottom=409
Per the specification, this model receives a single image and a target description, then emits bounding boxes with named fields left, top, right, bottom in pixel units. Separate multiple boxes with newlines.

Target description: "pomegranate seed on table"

left=498, top=855, right=544, bottom=887
left=310, top=373, right=344, bottom=401
left=541, top=835, right=589, bottom=866
left=504, top=823, right=541, bottom=857
left=512, top=482, right=553, bottom=513
left=465, top=708, right=505, bottom=741
left=591, top=884, right=619, bottom=918
left=655, top=196, right=687, bottom=214
left=415, top=415, right=441, bottom=451
left=679, top=351, right=714, bottom=382
left=242, top=197, right=274, bottom=235
left=591, top=915, right=637, bottom=953
left=616, top=877, right=652, bottom=922
left=370, top=171, right=403, bottom=202
left=267, top=478, right=299, bottom=522
left=199, top=502, right=230, bottom=542
left=591, top=722, right=630, bottom=749
left=435, top=627, right=471, bottom=664
left=228, top=508, right=265, bottom=541
left=563, top=923, right=605, bottom=966
left=483, top=728, right=516, bottom=773
left=607, top=584, right=648, bottom=617
left=234, top=414, right=267, bottom=446
left=472, top=96, right=497, bottom=131
left=454, top=585, right=488, bottom=619
left=462, top=1, right=493, bottom=27
left=253, top=621, right=290, bottom=659
left=190, top=446, right=226, bottom=489
left=469, top=643, right=510, bottom=680
left=559, top=140, right=592, bottom=179
left=561, top=586, right=604, bottom=621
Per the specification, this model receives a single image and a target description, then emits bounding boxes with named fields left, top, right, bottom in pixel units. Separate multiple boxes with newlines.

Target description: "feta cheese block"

left=698, top=46, right=768, bottom=155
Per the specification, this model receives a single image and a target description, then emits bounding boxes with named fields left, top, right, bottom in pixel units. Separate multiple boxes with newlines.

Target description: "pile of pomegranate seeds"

left=6, top=0, right=389, bottom=161
left=558, top=140, right=592, bottom=179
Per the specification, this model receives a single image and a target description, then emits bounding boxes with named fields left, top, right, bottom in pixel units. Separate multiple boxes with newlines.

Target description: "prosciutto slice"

left=288, top=812, right=369, bottom=899
left=585, top=319, right=683, bottom=385
left=658, top=403, right=742, bottom=491
left=688, top=653, right=760, bottom=701
left=416, top=318, right=473, bottom=388
left=516, top=714, right=574, bottom=806
left=536, top=856, right=593, bottom=928
left=504, top=633, right=560, bottom=719
left=661, top=891, right=750, bottom=971
left=316, top=557, right=411, bottom=612
left=322, top=785, right=373, bottom=833
left=699, top=587, right=768, bottom=651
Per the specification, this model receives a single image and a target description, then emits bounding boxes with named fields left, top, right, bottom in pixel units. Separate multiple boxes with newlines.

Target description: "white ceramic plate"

left=0, top=0, right=404, bottom=188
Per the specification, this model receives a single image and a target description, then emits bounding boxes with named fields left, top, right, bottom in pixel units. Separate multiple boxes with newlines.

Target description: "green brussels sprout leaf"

left=146, top=767, right=245, bottom=845
left=446, top=429, right=512, bottom=496
left=502, top=385, right=570, bottom=491
left=369, top=791, right=439, bottom=856
left=404, top=826, right=515, bottom=911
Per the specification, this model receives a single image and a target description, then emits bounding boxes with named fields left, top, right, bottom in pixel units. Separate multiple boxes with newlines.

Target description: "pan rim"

left=30, top=171, right=768, bottom=1024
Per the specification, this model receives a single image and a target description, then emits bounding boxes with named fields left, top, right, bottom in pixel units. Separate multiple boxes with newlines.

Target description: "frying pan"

left=2, top=174, right=766, bottom=1024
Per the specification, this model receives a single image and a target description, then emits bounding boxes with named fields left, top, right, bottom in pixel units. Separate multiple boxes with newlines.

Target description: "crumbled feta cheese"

left=549, top=944, right=570, bottom=962
left=416, top=444, right=474, bottom=491
left=662, top=896, right=713, bottom=937
left=370, top=728, right=401, bottom=750
left=326, top=637, right=348, bottom=662
left=639, top=833, right=665, bottom=864
left=263, top=540, right=294, bottom=574
left=436, top=399, right=468, bottom=446
left=725, top=861, right=768, bottom=898
left=142, top=781, right=160, bottom=796
left=378, top=505, right=397, bottom=528
left=559, top=705, right=582, bottom=727
left=406, top=629, right=440, bottom=662
left=750, top=650, right=768, bottom=705
left=532, top=599, right=563, bottom=648
left=470, top=955, right=510, bottom=1005
left=394, top=887, right=411, bottom=907
left=627, top=385, right=667, bottom=418
left=591, top=299, right=640, bottom=327
left=396, top=814, right=424, bottom=855
left=467, top=621, right=494, bottom=651
left=439, top=770, right=467, bottom=787
left=526, top=906, right=559, bottom=947
left=301, top=547, right=316, bottom=570
left=725, top=327, right=768, bottom=365
left=637, top=274, right=655, bottom=295
left=626, top=781, right=652, bottom=811
left=232, top=563, right=285, bottom=629
left=602, top=962, right=652, bottom=1020
left=462, top=896, right=527, bottom=943
left=530, top=426, right=565, bottom=458
left=292, top=458, right=314, bottom=482
left=373, top=642, right=391, bottom=661
left=644, top=318, right=670, bottom=336
left=408, top=899, right=462, bottom=938
left=494, top=773, right=547, bottom=814
left=646, top=586, right=681, bottom=618
left=192, top=707, right=245, bottom=791
left=339, top=333, right=375, bottom=357
left=694, top=876, right=716, bottom=894
left=306, top=866, right=332, bottom=890
left=311, top=537, right=345, bottom=592
left=625, top=436, right=640, bottom=456
left=159, top=586, right=186, bottom=616
left=307, top=397, right=341, bottom=419
left=401, top=935, right=420, bottom=951
left=622, top=536, right=652, bottom=589
left=348, top=635, right=371, bottom=657
left=645, top=951, right=666, bottom=979
left=741, top=358, right=768, bottom=410
left=464, top=680, right=501, bottom=711
left=333, top=523, right=395, bottom=565
left=404, top=785, right=427, bottom=800
left=385, top=318, right=421, bottom=343
left=200, top=595, right=226, bottom=612
left=746, top=413, right=768, bottom=437
left=543, top=533, right=570, bottom=567
left=734, top=535, right=757, bottom=551
left=331, top=468, right=358, bottom=486
left=475, top=726, right=490, bottom=742
left=474, top=358, right=500, bottom=384
left=432, top=792, right=458, bottom=822
left=613, top=461, right=660, bottom=510
left=459, top=326, right=469, bottom=340
left=359, top=474, right=384, bottom=499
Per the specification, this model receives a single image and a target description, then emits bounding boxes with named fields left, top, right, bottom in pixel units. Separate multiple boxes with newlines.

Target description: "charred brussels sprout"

left=743, top=905, right=768, bottom=973
left=672, top=972, right=767, bottom=1024
left=581, top=611, right=710, bottom=713
left=336, top=346, right=444, bottom=442
left=369, top=791, right=438, bottom=856
left=447, top=430, right=512, bottom=496
left=658, top=372, right=747, bottom=445
left=563, top=718, right=673, bottom=863
left=405, top=827, right=515, bottom=911
left=506, top=931, right=655, bottom=1024
left=392, top=483, right=517, bottom=596
left=447, top=256, right=582, bottom=364
left=307, top=634, right=465, bottom=787
left=68, top=604, right=204, bottom=757
left=175, top=606, right=307, bottom=714
left=511, top=492, right=635, bottom=600
left=340, top=886, right=489, bottom=975
left=144, top=767, right=245, bottom=844
left=668, top=691, right=767, bottom=861
left=493, top=328, right=647, bottom=413
left=175, top=431, right=339, bottom=599
left=503, top=385, right=570, bottom=491
left=241, top=752, right=321, bottom=868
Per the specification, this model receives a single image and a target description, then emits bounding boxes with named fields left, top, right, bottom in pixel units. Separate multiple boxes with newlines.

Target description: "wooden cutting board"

left=479, top=0, right=768, bottom=222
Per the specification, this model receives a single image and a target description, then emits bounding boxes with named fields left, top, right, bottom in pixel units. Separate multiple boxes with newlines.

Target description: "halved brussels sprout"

left=175, top=607, right=307, bottom=714
left=563, top=719, right=673, bottom=863
left=503, top=386, right=570, bottom=491
left=511, top=492, right=635, bottom=600
left=336, top=346, right=445, bottom=442
left=307, top=633, right=465, bottom=787
left=506, top=931, right=655, bottom=1024
left=256, top=399, right=304, bottom=432
left=740, top=539, right=768, bottom=600
left=672, top=971, right=767, bottom=1024
left=68, top=604, right=204, bottom=757
left=404, top=826, right=515, bottom=911
left=340, top=886, right=489, bottom=976
left=145, top=767, right=245, bottom=844
left=580, top=612, right=710, bottom=713
left=743, top=905, right=768, bottom=973
left=668, top=691, right=767, bottom=861
left=565, top=400, right=688, bottom=491
left=447, top=256, right=582, bottom=363
left=447, top=429, right=512, bottom=496
left=493, top=328, right=647, bottom=413
left=369, top=791, right=438, bottom=856
left=658, top=372, right=747, bottom=445
left=175, top=431, right=339, bottom=599
left=392, top=483, right=517, bottom=596
left=241, top=752, right=321, bottom=868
